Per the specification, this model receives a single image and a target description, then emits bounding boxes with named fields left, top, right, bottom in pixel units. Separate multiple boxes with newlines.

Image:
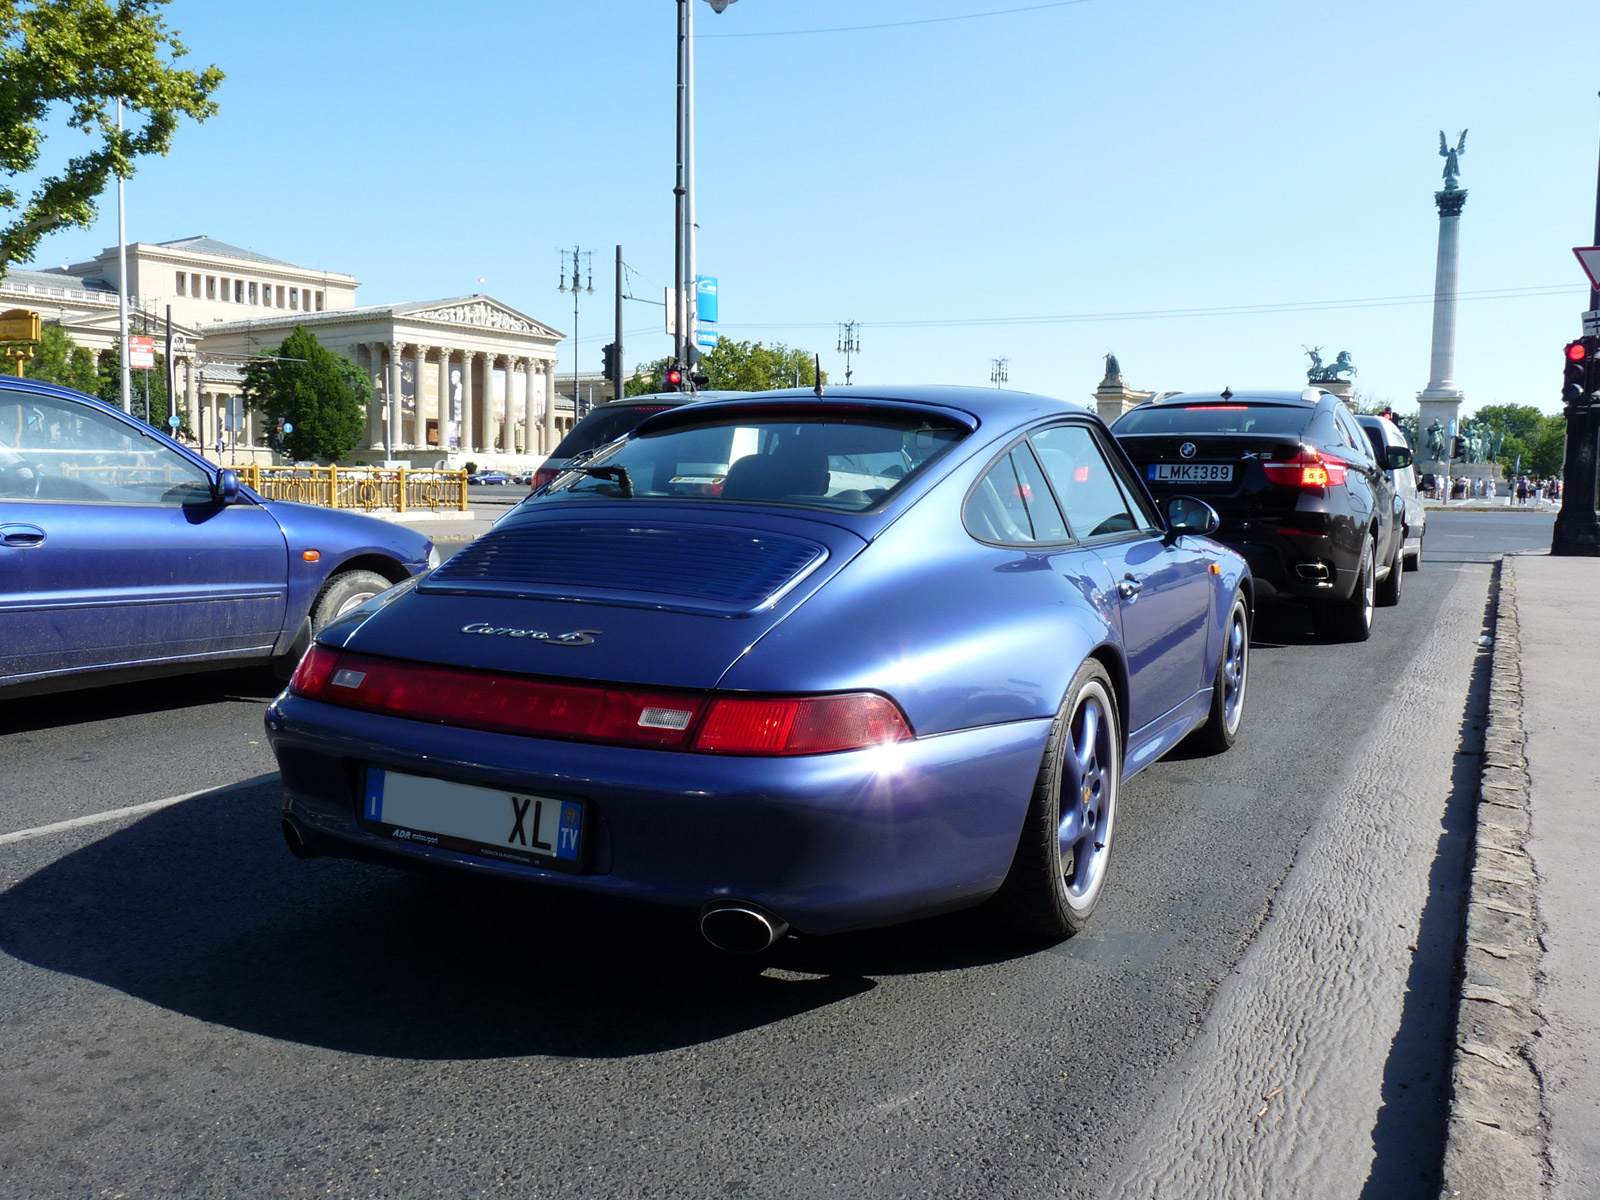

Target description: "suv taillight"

left=1263, top=447, right=1348, bottom=491
left=531, top=466, right=561, bottom=492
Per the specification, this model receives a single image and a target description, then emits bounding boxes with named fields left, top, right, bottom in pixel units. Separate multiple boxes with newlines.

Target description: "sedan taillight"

left=1262, top=447, right=1348, bottom=491
left=288, top=647, right=913, bottom=755
left=530, top=466, right=562, bottom=492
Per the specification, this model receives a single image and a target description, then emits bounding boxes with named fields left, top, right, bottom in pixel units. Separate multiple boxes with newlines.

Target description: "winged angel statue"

left=1439, top=129, right=1467, bottom=189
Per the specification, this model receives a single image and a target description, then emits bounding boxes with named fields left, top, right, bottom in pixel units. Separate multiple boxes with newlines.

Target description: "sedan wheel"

left=1313, top=539, right=1374, bottom=643
left=311, top=569, right=393, bottom=630
left=994, top=660, right=1121, bottom=939
left=1191, top=592, right=1249, bottom=752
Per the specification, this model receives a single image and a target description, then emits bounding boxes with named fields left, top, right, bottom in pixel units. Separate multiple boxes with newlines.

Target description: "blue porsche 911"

left=266, top=387, right=1251, bottom=951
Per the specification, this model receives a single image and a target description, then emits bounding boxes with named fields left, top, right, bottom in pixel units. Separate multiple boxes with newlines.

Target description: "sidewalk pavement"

left=1441, top=555, right=1600, bottom=1199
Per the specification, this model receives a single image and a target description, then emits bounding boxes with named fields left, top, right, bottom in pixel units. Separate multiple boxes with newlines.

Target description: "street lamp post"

left=676, top=0, right=738, bottom=378
left=559, top=247, right=595, bottom=422
left=991, top=358, right=1009, bottom=388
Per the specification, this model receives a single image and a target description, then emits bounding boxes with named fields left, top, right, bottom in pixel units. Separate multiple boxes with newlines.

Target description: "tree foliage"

left=0, top=0, right=222, bottom=281
left=1470, top=403, right=1566, bottom=476
left=241, top=326, right=368, bottom=462
left=22, top=322, right=95, bottom=391
left=700, top=338, right=825, bottom=391
left=624, top=339, right=828, bottom=397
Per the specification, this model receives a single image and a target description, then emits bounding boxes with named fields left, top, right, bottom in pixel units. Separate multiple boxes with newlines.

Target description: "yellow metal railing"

left=237, top=465, right=469, bottom=512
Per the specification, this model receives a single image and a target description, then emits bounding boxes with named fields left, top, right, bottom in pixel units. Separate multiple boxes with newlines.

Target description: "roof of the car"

left=637, top=384, right=1088, bottom=427
left=1145, top=388, right=1333, bottom=407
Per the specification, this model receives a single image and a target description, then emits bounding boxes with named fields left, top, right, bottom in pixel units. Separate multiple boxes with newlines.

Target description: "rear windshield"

left=533, top=412, right=967, bottom=512
left=550, top=403, right=678, bottom=459
left=1114, top=403, right=1311, bottom=436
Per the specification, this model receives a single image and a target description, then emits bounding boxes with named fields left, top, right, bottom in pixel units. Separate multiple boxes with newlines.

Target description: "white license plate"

left=362, top=768, right=584, bottom=870
left=1148, top=462, right=1234, bottom=483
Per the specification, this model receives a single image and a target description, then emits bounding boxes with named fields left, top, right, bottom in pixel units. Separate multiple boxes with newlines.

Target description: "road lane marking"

left=0, top=773, right=278, bottom=846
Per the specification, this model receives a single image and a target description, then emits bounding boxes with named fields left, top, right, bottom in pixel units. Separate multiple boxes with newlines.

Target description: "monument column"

left=1416, top=131, right=1469, bottom=479
left=461, top=351, right=476, bottom=453
left=437, top=350, right=453, bottom=453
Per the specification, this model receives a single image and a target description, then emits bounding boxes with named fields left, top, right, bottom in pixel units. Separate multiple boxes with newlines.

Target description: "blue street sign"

left=283, top=422, right=294, bottom=434
left=1449, top=419, right=1458, bottom=436
left=696, top=275, right=718, bottom=325
left=166, top=415, right=180, bottom=428
left=695, top=328, right=719, bottom=350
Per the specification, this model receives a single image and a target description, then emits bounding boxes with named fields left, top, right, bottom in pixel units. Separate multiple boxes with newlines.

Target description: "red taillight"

left=1262, top=447, right=1347, bottom=491
left=288, top=643, right=341, bottom=698
left=289, top=651, right=913, bottom=755
left=695, top=693, right=913, bottom=755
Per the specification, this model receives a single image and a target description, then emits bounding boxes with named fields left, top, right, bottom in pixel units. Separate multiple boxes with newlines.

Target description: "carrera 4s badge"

left=459, top=623, right=601, bottom=646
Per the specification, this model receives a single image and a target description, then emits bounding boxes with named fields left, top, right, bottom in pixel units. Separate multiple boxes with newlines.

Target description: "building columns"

left=387, top=342, right=403, bottom=455
left=366, top=343, right=385, bottom=450
left=542, top=360, right=556, bottom=454
left=412, top=344, right=428, bottom=450
left=438, top=350, right=454, bottom=452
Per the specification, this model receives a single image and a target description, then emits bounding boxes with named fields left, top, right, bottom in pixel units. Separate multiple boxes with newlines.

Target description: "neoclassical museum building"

left=2, top=235, right=578, bottom=466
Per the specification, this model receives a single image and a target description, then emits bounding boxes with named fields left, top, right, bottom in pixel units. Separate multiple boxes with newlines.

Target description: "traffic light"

left=600, top=343, right=617, bottom=380
left=1563, top=337, right=1599, bottom=404
left=663, top=365, right=684, bottom=392
left=1451, top=436, right=1466, bottom=460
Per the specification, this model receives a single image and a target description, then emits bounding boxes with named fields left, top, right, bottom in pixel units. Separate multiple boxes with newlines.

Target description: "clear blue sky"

left=23, top=0, right=1600, bottom=415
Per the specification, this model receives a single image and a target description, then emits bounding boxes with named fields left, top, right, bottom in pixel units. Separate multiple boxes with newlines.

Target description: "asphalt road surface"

left=0, top=511, right=1554, bottom=1199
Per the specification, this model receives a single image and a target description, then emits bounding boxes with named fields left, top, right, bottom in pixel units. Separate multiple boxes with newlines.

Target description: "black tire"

left=1312, top=538, right=1374, bottom=643
left=1191, top=592, right=1249, bottom=753
left=993, top=660, right=1120, bottom=940
left=1403, top=537, right=1421, bottom=572
left=312, top=569, right=392, bottom=630
left=1375, top=533, right=1404, bottom=607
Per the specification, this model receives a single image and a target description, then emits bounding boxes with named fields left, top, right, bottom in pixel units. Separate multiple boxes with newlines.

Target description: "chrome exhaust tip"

left=281, top=817, right=318, bottom=859
left=700, top=903, right=789, bottom=954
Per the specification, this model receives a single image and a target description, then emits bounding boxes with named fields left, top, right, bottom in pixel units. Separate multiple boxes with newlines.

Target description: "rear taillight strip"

left=1262, top=446, right=1348, bottom=491
left=288, top=645, right=913, bottom=756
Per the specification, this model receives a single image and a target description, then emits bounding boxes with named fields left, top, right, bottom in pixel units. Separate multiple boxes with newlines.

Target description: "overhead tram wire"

left=697, top=0, right=1096, bottom=39
left=708, top=283, right=1586, bottom=335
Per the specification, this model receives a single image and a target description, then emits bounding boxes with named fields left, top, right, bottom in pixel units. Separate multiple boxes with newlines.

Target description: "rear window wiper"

left=569, top=464, right=634, bottom=497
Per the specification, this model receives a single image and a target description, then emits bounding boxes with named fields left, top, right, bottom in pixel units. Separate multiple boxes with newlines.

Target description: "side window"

left=0, top=394, right=213, bottom=505
left=964, top=445, right=1068, bottom=544
left=1030, top=423, right=1152, bottom=539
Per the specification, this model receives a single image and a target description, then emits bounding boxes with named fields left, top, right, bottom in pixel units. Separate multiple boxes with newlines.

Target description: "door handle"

left=1118, top=576, right=1143, bottom=599
left=0, top=524, right=45, bottom=548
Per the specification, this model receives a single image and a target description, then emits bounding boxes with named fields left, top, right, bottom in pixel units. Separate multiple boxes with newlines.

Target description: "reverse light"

left=1262, top=447, right=1348, bottom=491
left=288, top=649, right=914, bottom=755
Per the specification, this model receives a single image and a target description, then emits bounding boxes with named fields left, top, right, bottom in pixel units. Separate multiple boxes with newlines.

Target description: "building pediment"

left=398, top=296, right=561, bottom=339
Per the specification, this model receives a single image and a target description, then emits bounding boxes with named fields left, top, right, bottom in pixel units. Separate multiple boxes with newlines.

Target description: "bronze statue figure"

left=1439, top=129, right=1467, bottom=190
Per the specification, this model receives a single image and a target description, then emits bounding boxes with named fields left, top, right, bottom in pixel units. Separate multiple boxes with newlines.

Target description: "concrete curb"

left=1439, top=559, right=1549, bottom=1198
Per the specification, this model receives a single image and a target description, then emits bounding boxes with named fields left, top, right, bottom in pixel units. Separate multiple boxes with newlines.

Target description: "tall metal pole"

left=672, top=0, right=687, bottom=369
left=116, top=99, right=131, bottom=413
left=1551, top=96, right=1600, bottom=555
left=164, top=304, right=174, bottom=429
left=572, top=248, right=581, bottom=421
left=1591, top=90, right=1600, bottom=314
left=614, top=245, right=624, bottom=399
left=686, top=0, right=697, bottom=363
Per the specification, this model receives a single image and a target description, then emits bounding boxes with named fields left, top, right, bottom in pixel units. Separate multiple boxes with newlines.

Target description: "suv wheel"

left=1313, top=539, right=1374, bottom=643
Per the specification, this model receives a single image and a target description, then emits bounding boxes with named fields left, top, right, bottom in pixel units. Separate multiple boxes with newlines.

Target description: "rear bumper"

left=1217, top=521, right=1362, bottom=603
left=265, top=693, right=1049, bottom=936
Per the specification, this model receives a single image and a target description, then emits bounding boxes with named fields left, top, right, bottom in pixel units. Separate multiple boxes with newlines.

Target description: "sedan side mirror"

left=1164, top=494, right=1220, bottom=537
left=214, top=469, right=240, bottom=504
left=1386, top=446, right=1413, bottom=470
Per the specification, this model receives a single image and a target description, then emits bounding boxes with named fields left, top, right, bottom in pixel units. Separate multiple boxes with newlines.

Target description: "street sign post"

left=128, top=335, right=155, bottom=370
left=167, top=415, right=180, bottom=429
left=1583, top=309, right=1600, bottom=337
left=1574, top=247, right=1600, bottom=291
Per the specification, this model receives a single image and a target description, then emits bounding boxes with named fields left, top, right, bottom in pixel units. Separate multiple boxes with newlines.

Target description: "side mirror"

left=1386, top=446, right=1413, bottom=470
left=1164, top=494, right=1220, bottom=537
left=214, top=469, right=240, bottom=504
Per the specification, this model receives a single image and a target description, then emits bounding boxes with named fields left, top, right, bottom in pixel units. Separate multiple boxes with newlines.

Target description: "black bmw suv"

left=1111, top=388, right=1407, bottom=641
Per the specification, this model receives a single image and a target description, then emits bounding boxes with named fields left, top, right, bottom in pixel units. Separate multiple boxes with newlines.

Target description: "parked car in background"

left=269, top=386, right=1251, bottom=952
left=0, top=376, right=436, bottom=699
left=1357, top=413, right=1424, bottom=571
left=528, top=391, right=747, bottom=492
left=467, top=470, right=512, bottom=485
left=1112, top=387, right=1405, bottom=641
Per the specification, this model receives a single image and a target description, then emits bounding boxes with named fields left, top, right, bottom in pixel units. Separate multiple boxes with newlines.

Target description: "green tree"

left=1472, top=403, right=1545, bottom=445
left=241, top=326, right=367, bottom=462
left=0, top=0, right=222, bottom=282
left=91, top=332, right=188, bottom=437
left=700, top=338, right=826, bottom=391
left=1469, top=404, right=1556, bottom=474
left=22, top=323, right=96, bottom=391
left=1525, top=416, right=1566, bottom=477
left=624, top=355, right=676, bottom=396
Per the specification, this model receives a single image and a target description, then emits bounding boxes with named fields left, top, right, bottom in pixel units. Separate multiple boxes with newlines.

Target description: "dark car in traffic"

left=268, top=386, right=1252, bottom=952
left=0, top=376, right=436, bottom=699
left=1112, top=387, right=1405, bottom=641
left=528, top=391, right=746, bottom=492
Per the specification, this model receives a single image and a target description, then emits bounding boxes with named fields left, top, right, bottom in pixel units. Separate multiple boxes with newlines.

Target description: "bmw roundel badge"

left=1179, top=442, right=1197, bottom=459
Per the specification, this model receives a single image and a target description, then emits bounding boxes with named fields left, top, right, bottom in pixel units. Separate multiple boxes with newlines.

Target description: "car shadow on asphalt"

left=0, top=776, right=1039, bottom=1059
left=0, top=667, right=281, bottom=735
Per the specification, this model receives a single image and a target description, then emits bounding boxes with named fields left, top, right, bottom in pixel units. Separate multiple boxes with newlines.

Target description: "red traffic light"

left=1567, top=340, right=1588, bottom=363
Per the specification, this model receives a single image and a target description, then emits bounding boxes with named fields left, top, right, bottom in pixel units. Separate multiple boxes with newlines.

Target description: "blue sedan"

left=0, top=376, right=436, bottom=699
left=266, top=387, right=1251, bottom=950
